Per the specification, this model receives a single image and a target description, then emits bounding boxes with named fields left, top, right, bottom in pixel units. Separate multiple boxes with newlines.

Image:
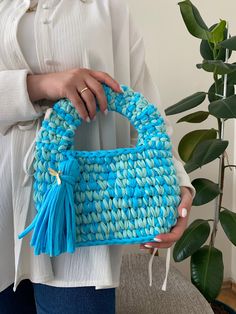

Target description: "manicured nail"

left=153, top=237, right=162, bottom=242
left=104, top=109, right=108, bottom=115
left=144, top=244, right=153, bottom=248
left=119, top=85, right=124, bottom=93
left=92, top=115, right=96, bottom=122
left=182, top=208, right=187, bottom=217
left=86, top=116, right=91, bottom=123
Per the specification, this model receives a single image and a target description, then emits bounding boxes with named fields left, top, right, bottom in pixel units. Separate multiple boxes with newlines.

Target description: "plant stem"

left=210, top=149, right=225, bottom=246
left=209, top=26, right=229, bottom=246
left=213, top=73, right=219, bottom=95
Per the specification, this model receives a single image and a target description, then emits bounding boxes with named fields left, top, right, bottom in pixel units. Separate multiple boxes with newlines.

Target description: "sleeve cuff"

left=0, top=69, right=43, bottom=135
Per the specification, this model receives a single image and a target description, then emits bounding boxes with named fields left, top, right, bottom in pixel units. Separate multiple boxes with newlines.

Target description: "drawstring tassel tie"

left=148, top=246, right=171, bottom=291
left=18, top=157, right=80, bottom=256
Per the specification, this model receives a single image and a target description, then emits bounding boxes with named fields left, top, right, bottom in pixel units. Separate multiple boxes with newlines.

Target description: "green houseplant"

left=164, top=0, right=236, bottom=309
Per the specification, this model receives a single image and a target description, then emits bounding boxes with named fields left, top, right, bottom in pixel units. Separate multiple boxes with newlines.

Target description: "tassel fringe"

left=18, top=156, right=80, bottom=256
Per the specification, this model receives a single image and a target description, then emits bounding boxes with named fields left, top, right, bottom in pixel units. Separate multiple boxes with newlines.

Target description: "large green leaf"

left=228, top=72, right=236, bottom=84
left=165, top=92, right=206, bottom=115
left=191, top=245, right=224, bottom=301
left=209, top=95, right=236, bottom=118
left=220, top=36, right=236, bottom=51
left=200, top=40, right=214, bottom=61
left=208, top=79, right=235, bottom=102
left=191, top=1, right=209, bottom=30
left=177, top=111, right=209, bottom=123
left=173, top=219, right=210, bottom=262
left=178, top=129, right=217, bottom=162
left=200, top=24, right=232, bottom=61
left=178, top=0, right=211, bottom=40
left=228, top=64, right=236, bottom=84
left=184, top=139, right=228, bottom=173
left=219, top=208, right=236, bottom=246
left=210, top=20, right=226, bottom=44
left=197, top=60, right=236, bottom=75
left=192, top=178, right=220, bottom=206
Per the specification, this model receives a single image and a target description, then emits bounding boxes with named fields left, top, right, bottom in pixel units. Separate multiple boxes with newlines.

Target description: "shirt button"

left=42, top=19, right=51, bottom=24
left=42, top=3, right=50, bottom=9
left=45, top=59, right=55, bottom=66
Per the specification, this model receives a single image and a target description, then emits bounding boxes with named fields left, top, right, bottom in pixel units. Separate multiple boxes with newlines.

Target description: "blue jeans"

left=0, top=279, right=116, bottom=314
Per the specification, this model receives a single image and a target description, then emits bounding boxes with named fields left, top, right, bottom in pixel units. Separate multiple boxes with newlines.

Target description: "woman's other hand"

left=26, top=68, right=123, bottom=121
left=140, top=186, right=193, bottom=251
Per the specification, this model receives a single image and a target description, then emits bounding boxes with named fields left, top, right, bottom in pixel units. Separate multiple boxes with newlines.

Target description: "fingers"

left=140, top=187, right=194, bottom=251
left=150, top=217, right=188, bottom=246
left=178, top=186, right=193, bottom=218
left=91, top=70, right=123, bottom=93
left=143, top=241, right=175, bottom=249
left=78, top=86, right=97, bottom=120
left=140, top=245, right=159, bottom=255
left=66, top=89, right=90, bottom=122
left=140, top=242, right=174, bottom=249
left=142, top=211, right=189, bottom=249
left=64, top=68, right=123, bottom=120
left=85, top=76, right=108, bottom=113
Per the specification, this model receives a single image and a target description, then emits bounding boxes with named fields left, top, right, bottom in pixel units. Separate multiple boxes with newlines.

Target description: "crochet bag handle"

left=43, top=83, right=170, bottom=154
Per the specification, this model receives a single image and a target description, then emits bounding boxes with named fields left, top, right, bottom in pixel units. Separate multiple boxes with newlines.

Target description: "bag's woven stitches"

left=32, top=84, right=181, bottom=248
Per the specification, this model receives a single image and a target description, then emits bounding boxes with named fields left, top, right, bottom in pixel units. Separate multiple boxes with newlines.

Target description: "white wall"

left=125, top=0, right=236, bottom=283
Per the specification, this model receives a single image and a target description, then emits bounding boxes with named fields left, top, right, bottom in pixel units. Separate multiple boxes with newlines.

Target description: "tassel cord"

left=18, top=157, right=80, bottom=256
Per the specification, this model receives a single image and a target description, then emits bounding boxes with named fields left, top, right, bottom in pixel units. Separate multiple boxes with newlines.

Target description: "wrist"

left=27, top=73, right=47, bottom=102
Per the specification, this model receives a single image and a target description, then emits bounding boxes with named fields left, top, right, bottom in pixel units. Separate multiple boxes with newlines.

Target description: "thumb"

left=178, top=186, right=193, bottom=218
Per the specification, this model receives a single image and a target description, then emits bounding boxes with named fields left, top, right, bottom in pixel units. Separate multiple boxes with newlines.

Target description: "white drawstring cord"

left=20, top=108, right=53, bottom=187
left=20, top=118, right=42, bottom=187
left=148, top=247, right=158, bottom=286
left=148, top=246, right=171, bottom=291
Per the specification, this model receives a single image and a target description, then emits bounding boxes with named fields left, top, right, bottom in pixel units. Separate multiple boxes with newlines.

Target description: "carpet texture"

left=116, top=253, right=214, bottom=314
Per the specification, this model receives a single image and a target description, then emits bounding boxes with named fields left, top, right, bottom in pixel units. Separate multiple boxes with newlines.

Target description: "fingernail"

left=182, top=208, right=187, bottom=217
left=86, top=116, right=91, bottom=123
left=92, top=115, right=96, bottom=122
left=119, top=85, right=124, bottom=93
left=153, top=237, right=162, bottom=242
left=104, top=109, right=108, bottom=115
left=144, top=244, right=153, bottom=248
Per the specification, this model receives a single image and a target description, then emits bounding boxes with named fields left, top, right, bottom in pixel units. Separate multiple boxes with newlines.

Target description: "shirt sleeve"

left=128, top=11, right=196, bottom=199
left=0, top=69, right=44, bottom=135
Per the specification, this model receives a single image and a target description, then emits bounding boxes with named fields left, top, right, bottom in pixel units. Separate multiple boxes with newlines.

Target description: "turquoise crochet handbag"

left=18, top=83, right=181, bottom=259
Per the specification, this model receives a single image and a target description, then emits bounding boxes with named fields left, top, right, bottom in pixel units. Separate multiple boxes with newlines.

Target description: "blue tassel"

left=18, top=156, right=80, bottom=256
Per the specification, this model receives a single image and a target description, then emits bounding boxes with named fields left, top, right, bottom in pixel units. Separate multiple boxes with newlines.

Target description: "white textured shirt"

left=0, top=0, right=196, bottom=293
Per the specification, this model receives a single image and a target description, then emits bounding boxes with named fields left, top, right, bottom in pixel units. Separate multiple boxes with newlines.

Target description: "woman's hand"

left=27, top=67, right=123, bottom=122
left=140, top=186, right=193, bottom=251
